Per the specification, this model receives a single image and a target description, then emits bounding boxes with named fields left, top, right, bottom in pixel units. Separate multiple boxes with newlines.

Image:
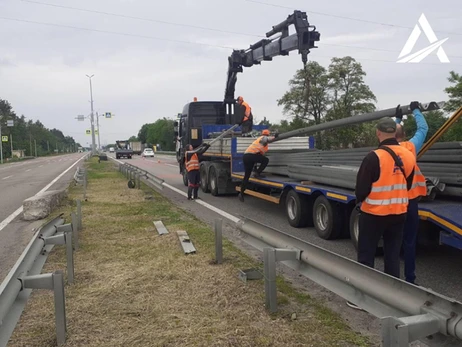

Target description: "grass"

left=8, top=158, right=370, bottom=347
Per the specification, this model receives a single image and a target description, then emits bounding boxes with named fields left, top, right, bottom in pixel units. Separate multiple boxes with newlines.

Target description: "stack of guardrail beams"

left=265, top=142, right=462, bottom=197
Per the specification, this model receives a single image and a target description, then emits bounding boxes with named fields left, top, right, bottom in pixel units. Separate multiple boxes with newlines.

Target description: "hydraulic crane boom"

left=223, top=10, right=320, bottom=122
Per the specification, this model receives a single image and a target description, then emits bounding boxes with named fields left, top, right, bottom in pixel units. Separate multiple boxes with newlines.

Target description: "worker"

left=354, top=117, right=416, bottom=279
left=184, top=143, right=210, bottom=200
left=395, top=101, right=428, bottom=285
left=237, top=96, right=253, bottom=136
left=238, top=129, right=276, bottom=202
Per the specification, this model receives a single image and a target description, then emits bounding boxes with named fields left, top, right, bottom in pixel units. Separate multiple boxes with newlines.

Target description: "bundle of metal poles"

left=266, top=141, right=462, bottom=197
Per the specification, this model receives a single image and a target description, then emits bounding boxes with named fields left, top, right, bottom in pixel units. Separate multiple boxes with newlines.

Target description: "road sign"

left=1, top=136, right=8, bottom=142
left=6, top=120, right=14, bottom=127
left=105, top=112, right=112, bottom=118
left=77, top=115, right=85, bottom=121
left=95, top=129, right=99, bottom=135
left=86, top=130, right=91, bottom=135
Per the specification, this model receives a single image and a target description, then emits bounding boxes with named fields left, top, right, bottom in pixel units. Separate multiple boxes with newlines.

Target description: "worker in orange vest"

left=395, top=101, right=428, bottom=284
left=238, top=129, right=276, bottom=202
left=184, top=143, right=210, bottom=200
left=237, top=96, right=253, bottom=136
left=354, top=117, right=416, bottom=279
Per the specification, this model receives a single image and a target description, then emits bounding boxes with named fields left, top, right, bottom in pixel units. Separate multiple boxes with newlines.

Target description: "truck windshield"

left=189, top=103, right=225, bottom=127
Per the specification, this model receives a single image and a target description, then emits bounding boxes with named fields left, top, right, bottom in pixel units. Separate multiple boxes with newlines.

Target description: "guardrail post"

left=45, top=225, right=75, bottom=284
left=77, top=199, right=82, bottom=230
left=137, top=172, right=141, bottom=189
left=83, top=170, right=87, bottom=200
left=263, top=248, right=300, bottom=313
left=215, top=219, right=223, bottom=264
left=71, top=212, right=79, bottom=250
left=21, top=271, right=67, bottom=346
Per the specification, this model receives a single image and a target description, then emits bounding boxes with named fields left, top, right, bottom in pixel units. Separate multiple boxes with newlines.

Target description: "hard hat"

left=262, top=129, right=270, bottom=136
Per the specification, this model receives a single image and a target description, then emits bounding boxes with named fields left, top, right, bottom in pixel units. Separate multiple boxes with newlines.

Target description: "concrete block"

left=23, top=190, right=67, bottom=221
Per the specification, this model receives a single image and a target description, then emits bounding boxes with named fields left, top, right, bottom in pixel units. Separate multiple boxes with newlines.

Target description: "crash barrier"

left=0, top=200, right=84, bottom=347
left=119, top=162, right=164, bottom=191
left=212, top=217, right=462, bottom=347
left=73, top=166, right=87, bottom=199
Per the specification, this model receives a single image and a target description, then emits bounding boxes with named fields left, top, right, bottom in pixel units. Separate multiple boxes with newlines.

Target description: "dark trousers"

left=240, top=153, right=269, bottom=195
left=358, top=212, right=406, bottom=278
left=403, top=198, right=419, bottom=283
left=241, top=120, right=252, bottom=135
left=187, top=170, right=200, bottom=199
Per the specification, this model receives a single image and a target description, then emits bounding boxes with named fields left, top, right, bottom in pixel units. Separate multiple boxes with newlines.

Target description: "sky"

left=1, top=0, right=461, bottom=147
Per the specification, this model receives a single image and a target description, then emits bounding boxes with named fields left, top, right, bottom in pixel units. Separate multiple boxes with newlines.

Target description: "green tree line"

left=136, top=118, right=175, bottom=151
left=272, top=56, right=462, bottom=149
left=0, top=99, right=80, bottom=159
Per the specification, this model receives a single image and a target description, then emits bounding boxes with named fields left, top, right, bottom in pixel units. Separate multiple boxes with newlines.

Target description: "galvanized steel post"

left=215, top=219, right=223, bottom=264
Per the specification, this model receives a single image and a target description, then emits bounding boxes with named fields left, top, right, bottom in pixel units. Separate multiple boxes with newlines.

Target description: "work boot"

left=187, top=187, right=193, bottom=200
left=238, top=193, right=244, bottom=202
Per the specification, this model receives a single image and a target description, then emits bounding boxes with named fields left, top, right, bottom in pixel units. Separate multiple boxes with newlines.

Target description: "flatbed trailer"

left=199, top=128, right=462, bottom=251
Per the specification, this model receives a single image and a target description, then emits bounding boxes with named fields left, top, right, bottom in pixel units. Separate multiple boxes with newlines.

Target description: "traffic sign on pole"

left=1, top=136, right=8, bottom=142
left=85, top=130, right=91, bottom=135
left=77, top=115, right=85, bottom=121
left=6, top=120, right=14, bottom=127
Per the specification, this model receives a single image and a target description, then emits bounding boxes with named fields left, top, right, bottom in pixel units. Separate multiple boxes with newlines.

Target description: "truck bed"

left=232, top=172, right=462, bottom=239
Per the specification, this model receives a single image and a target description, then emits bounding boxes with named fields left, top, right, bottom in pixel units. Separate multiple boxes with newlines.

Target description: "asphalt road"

left=0, top=153, right=85, bottom=282
left=114, top=153, right=462, bottom=300
left=113, top=153, right=462, bottom=346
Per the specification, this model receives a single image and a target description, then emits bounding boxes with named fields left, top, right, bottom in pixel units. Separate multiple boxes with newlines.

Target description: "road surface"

left=0, top=153, right=85, bottom=282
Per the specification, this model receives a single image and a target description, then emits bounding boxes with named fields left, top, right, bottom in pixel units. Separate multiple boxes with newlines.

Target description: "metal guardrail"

left=0, top=201, right=84, bottom=347
left=235, top=217, right=462, bottom=347
left=119, top=162, right=164, bottom=190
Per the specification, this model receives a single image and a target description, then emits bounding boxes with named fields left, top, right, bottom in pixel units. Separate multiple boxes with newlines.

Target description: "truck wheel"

left=349, top=208, right=360, bottom=251
left=285, top=190, right=311, bottom=228
left=209, top=166, right=219, bottom=196
left=200, top=164, right=210, bottom=193
left=313, top=195, right=342, bottom=240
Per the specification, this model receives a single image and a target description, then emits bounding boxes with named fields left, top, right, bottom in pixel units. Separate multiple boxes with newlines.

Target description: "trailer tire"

left=209, top=166, right=219, bottom=196
left=313, top=195, right=342, bottom=240
left=285, top=190, right=311, bottom=228
left=349, top=208, right=360, bottom=251
left=200, top=164, right=210, bottom=193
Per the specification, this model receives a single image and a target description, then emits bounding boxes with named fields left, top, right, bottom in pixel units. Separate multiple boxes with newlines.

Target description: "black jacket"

left=355, top=138, right=415, bottom=204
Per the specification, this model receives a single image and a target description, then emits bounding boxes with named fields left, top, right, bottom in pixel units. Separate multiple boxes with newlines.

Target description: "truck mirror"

left=173, top=121, right=178, bottom=127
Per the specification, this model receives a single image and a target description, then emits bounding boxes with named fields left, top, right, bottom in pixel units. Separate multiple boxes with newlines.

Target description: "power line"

left=244, top=0, right=462, bottom=37
left=20, top=0, right=263, bottom=38
left=19, top=0, right=462, bottom=60
left=0, top=16, right=235, bottom=49
left=2, top=16, right=461, bottom=66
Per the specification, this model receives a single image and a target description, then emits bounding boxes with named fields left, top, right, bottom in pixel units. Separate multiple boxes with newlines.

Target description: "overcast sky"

left=1, top=0, right=461, bottom=146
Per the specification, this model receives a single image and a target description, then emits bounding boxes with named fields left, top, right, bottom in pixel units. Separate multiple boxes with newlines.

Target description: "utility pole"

left=30, top=134, right=32, bottom=156
left=47, top=140, right=49, bottom=153
left=10, top=134, right=13, bottom=158
left=86, top=74, right=97, bottom=155
left=34, top=139, right=37, bottom=157
left=96, top=111, right=101, bottom=150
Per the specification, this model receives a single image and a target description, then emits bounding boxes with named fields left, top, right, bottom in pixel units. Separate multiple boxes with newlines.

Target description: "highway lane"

left=115, top=153, right=462, bottom=303
left=0, top=153, right=85, bottom=282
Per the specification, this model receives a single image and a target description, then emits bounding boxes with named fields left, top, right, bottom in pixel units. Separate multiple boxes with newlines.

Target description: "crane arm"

left=223, top=10, right=320, bottom=113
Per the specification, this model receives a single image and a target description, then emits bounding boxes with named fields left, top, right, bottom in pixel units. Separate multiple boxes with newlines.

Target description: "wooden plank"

left=176, top=230, right=196, bottom=254
left=153, top=221, right=169, bottom=235
left=235, top=186, right=280, bottom=204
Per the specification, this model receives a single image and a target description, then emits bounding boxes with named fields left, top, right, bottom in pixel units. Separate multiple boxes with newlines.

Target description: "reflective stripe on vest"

left=245, top=136, right=268, bottom=155
left=361, top=145, right=415, bottom=216
left=185, top=153, right=199, bottom=172
left=400, top=141, right=427, bottom=199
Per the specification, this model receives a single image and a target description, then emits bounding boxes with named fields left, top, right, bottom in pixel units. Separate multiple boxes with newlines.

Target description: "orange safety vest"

left=400, top=141, right=427, bottom=199
left=361, top=145, right=416, bottom=216
left=245, top=136, right=268, bottom=155
left=241, top=101, right=252, bottom=122
left=185, top=152, right=199, bottom=172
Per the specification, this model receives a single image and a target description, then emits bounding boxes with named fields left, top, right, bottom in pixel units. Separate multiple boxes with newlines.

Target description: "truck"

left=130, top=141, right=143, bottom=155
left=115, top=140, right=133, bottom=159
left=173, top=10, right=462, bottom=252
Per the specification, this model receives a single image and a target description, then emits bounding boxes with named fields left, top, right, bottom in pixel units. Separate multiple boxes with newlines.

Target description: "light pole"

left=86, top=74, right=97, bottom=155
left=96, top=111, right=101, bottom=150
left=0, top=113, right=3, bottom=164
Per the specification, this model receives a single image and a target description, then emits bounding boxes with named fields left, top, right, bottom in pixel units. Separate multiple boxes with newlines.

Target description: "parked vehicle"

left=142, top=148, right=154, bottom=157
left=115, top=140, right=133, bottom=159
left=130, top=141, right=143, bottom=155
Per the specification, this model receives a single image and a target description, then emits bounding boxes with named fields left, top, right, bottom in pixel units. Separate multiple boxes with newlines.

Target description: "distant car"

left=109, top=147, right=115, bottom=153
left=142, top=148, right=154, bottom=157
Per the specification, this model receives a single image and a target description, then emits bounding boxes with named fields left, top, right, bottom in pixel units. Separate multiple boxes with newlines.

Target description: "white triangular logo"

left=397, top=13, right=450, bottom=63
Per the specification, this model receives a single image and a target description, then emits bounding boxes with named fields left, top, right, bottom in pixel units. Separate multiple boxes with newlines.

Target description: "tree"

left=144, top=118, right=175, bottom=151
left=444, top=71, right=462, bottom=112
left=128, top=135, right=138, bottom=142
left=258, top=117, right=272, bottom=127
left=138, top=124, right=150, bottom=144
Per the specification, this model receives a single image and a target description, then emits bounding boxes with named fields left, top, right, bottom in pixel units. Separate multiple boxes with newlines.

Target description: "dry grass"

left=8, top=158, right=369, bottom=347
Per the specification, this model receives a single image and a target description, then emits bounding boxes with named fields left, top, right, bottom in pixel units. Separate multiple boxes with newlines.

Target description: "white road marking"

left=39, top=165, right=43, bottom=168
left=165, top=164, right=178, bottom=168
left=0, top=154, right=87, bottom=233
left=25, top=169, right=31, bottom=172
left=2, top=175, right=12, bottom=180
left=110, top=157, right=240, bottom=224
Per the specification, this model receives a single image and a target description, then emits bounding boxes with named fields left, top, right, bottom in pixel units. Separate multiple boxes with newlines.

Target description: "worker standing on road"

left=238, top=129, right=276, bottom=202
left=354, top=117, right=416, bottom=279
left=237, top=96, right=253, bottom=136
left=184, top=143, right=210, bottom=200
left=395, top=101, right=428, bottom=285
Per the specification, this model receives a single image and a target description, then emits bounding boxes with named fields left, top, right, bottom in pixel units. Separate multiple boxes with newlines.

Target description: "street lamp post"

left=96, top=111, right=101, bottom=150
left=0, top=113, right=3, bottom=164
left=86, top=74, right=97, bottom=155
